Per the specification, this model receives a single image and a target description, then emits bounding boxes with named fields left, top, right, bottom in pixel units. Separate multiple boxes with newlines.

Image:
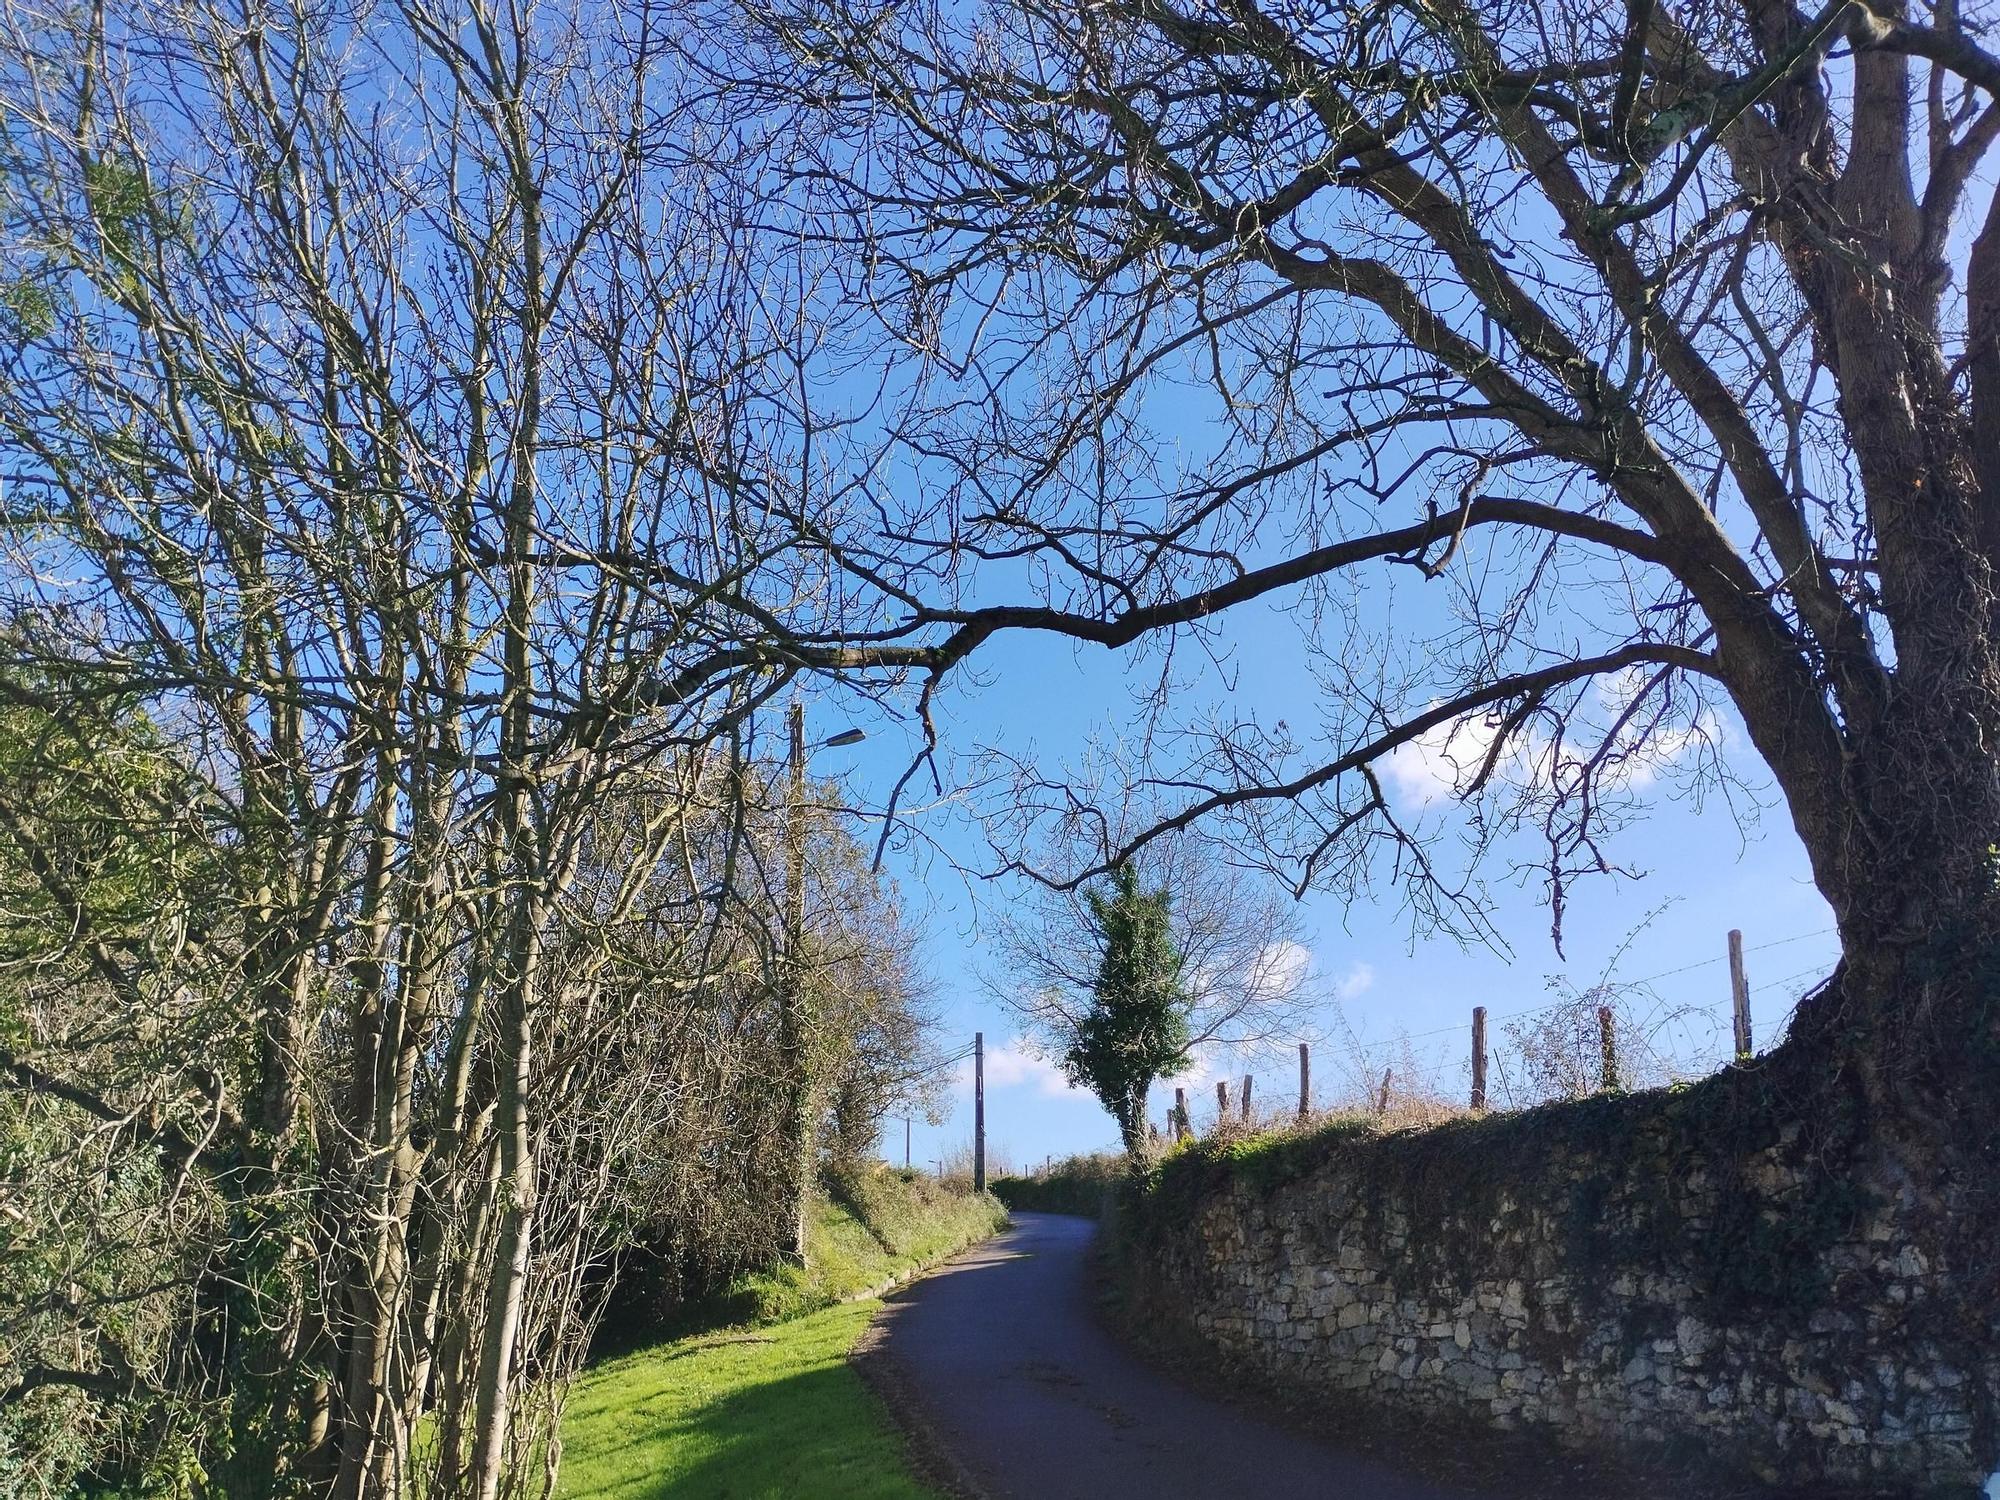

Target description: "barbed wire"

left=1329, top=926, right=1836, bottom=1056
left=963, top=931, right=1843, bottom=1135
left=1169, top=928, right=1841, bottom=1120
left=1614, top=926, right=1834, bottom=989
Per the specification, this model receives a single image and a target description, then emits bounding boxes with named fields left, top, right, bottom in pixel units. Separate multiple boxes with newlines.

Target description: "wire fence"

left=1155, top=926, right=1839, bottom=1137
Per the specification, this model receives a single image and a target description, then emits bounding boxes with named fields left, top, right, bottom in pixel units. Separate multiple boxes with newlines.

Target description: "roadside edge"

left=849, top=1235, right=1008, bottom=1500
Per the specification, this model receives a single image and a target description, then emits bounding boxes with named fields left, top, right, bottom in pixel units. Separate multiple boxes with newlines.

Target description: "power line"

left=1277, top=928, right=1841, bottom=1068
left=878, top=1042, right=979, bottom=1094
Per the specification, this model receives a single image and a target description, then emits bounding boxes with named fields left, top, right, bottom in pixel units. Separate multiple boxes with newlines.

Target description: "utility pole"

left=904, top=1116, right=911, bottom=1170
left=973, top=1032, right=986, bottom=1193
left=780, top=701, right=813, bottom=1265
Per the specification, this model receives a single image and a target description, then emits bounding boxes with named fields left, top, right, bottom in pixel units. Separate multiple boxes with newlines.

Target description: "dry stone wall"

left=1117, top=1081, right=1999, bottom=1493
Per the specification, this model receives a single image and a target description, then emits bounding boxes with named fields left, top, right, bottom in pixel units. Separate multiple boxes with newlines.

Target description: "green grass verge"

left=559, top=1170, right=1006, bottom=1499
left=556, top=1300, right=933, bottom=1500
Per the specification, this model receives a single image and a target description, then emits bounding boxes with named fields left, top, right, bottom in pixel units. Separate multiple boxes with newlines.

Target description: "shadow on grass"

left=557, top=1303, right=937, bottom=1500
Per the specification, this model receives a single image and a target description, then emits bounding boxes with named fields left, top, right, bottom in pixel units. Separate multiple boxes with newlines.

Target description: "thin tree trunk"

left=466, top=933, right=538, bottom=1500
left=468, top=61, right=547, bottom=1494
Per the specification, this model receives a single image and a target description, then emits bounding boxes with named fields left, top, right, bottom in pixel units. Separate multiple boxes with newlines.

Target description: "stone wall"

left=1116, top=1077, right=1999, bottom=1493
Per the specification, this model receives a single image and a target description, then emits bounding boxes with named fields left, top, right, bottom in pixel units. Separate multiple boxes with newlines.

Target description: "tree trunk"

left=1115, top=1082, right=1151, bottom=1159
left=1778, top=688, right=2000, bottom=1123
left=465, top=925, right=538, bottom=1500
left=1737, top=34, right=2000, bottom=1104
left=779, top=703, right=816, bottom=1265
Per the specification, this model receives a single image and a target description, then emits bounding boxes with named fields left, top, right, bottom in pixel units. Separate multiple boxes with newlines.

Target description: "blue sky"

left=815, top=593, right=1842, bottom=1174
left=778, top=124, right=1854, bottom=1173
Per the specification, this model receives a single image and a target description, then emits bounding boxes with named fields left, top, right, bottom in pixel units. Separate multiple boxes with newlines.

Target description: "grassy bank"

left=558, top=1170, right=1005, bottom=1499
left=733, top=1168, right=1009, bottom=1323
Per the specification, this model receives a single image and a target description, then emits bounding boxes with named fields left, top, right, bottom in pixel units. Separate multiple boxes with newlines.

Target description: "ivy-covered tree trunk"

left=1110, top=1079, right=1152, bottom=1159
left=1063, top=865, right=1193, bottom=1157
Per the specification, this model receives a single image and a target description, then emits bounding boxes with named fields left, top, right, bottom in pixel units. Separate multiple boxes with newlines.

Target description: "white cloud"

left=1592, top=671, right=1724, bottom=789
left=1381, top=682, right=1721, bottom=808
left=1333, top=960, right=1375, bottom=1002
left=955, top=1040, right=1079, bottom=1098
left=1245, top=939, right=1313, bottom=1001
left=1381, top=710, right=1525, bottom=806
left=1157, top=1046, right=1217, bottom=1096
left=1151, top=1044, right=1254, bottom=1129
left=1605, top=725, right=1701, bottom=789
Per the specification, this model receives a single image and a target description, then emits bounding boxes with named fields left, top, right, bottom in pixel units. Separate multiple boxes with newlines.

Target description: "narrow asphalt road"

left=871, top=1212, right=1495, bottom=1500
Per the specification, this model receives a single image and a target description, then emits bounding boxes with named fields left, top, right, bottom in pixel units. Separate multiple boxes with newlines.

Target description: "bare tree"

left=723, top=0, right=2000, bottom=1110
left=811, top=825, right=952, bottom=1176
left=0, top=1, right=948, bottom=1492
left=1503, top=978, right=1677, bottom=1103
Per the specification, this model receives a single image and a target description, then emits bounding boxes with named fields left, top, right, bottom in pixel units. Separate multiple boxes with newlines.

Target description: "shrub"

left=990, top=1151, right=1127, bottom=1216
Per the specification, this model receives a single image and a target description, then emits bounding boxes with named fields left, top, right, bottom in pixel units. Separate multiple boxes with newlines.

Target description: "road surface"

left=869, top=1212, right=1494, bottom=1500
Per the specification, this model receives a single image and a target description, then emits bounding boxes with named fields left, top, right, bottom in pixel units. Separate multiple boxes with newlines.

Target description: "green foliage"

left=556, top=1301, right=938, bottom=1500
left=1134, top=1112, right=1385, bottom=1224
left=989, top=1151, right=1127, bottom=1216
left=613, top=1169, right=1006, bottom=1344
left=0, top=155, right=62, bottom=346
left=734, top=1172, right=1005, bottom=1326
left=0, top=685, right=230, bottom=1494
left=0, top=1386, right=102, bottom=1500
left=0, top=275, right=55, bottom=341
left=79, top=155, right=152, bottom=274
left=1064, top=863, right=1192, bottom=1149
left=0, top=684, right=209, bottom=954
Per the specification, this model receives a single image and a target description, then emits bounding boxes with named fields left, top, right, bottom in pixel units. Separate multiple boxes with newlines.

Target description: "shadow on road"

left=872, top=1212, right=1495, bottom=1500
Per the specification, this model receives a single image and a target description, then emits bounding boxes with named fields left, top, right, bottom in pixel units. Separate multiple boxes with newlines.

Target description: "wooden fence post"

left=1471, top=1005, right=1488, bottom=1112
left=1240, top=1075, right=1253, bottom=1122
left=1729, top=929, right=1752, bottom=1060
left=1376, top=1067, right=1393, bottom=1115
left=1297, top=1043, right=1310, bottom=1119
left=1598, top=1005, right=1620, bottom=1092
